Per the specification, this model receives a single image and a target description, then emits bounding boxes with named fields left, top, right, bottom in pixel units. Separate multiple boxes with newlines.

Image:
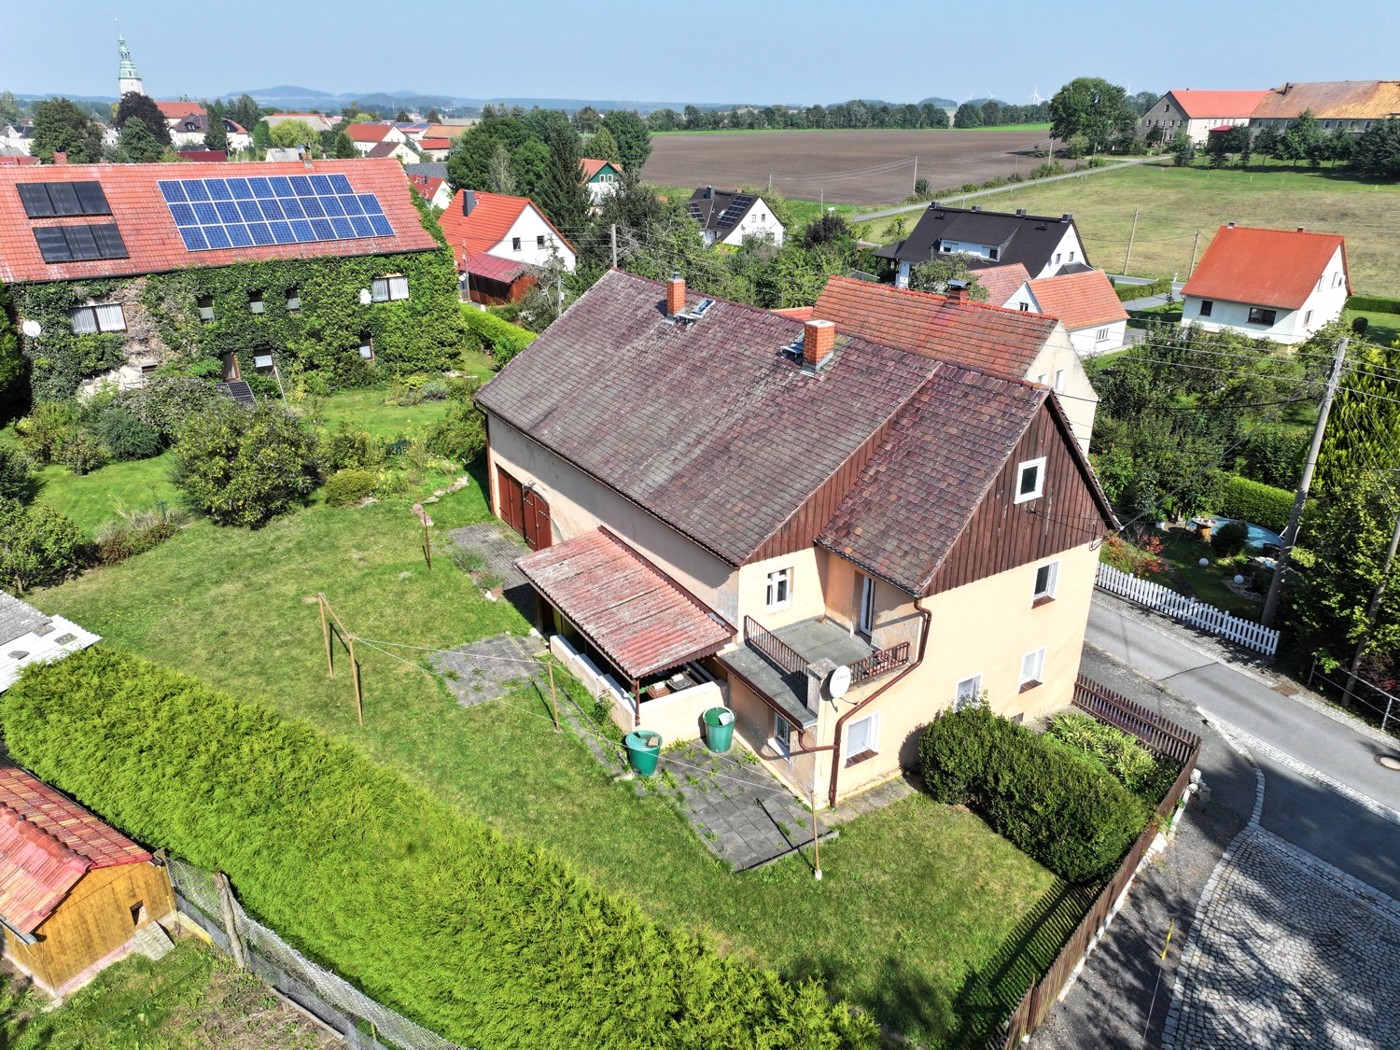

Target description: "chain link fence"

left=167, top=857, right=467, bottom=1050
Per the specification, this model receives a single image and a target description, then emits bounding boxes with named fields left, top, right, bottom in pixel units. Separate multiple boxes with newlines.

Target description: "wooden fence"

left=995, top=680, right=1203, bottom=1049
left=1096, top=563, right=1280, bottom=657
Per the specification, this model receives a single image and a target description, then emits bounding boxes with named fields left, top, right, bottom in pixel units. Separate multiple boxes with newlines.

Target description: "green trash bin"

left=624, top=730, right=663, bottom=777
left=702, top=707, right=735, bottom=753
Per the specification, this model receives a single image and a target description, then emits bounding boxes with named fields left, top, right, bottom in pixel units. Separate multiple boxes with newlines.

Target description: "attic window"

left=1014, top=457, right=1046, bottom=504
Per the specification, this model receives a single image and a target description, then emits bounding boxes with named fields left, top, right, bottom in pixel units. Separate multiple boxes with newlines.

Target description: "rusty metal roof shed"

left=517, top=529, right=733, bottom=681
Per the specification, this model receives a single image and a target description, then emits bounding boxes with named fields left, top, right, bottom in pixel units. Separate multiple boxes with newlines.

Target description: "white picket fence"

left=1096, top=563, right=1281, bottom=657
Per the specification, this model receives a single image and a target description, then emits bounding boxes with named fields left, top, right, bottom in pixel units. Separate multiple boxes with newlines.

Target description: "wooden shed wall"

left=3, top=862, right=175, bottom=994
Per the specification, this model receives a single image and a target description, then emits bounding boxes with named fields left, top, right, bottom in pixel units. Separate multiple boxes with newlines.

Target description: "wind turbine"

left=1029, top=87, right=1046, bottom=104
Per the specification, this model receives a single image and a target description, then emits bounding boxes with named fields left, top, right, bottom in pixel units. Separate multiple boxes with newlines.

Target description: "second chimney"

left=803, top=319, right=835, bottom=368
left=665, top=273, right=686, bottom=317
left=946, top=279, right=969, bottom=303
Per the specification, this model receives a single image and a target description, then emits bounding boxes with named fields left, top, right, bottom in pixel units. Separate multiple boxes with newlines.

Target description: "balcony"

left=718, top=616, right=911, bottom=727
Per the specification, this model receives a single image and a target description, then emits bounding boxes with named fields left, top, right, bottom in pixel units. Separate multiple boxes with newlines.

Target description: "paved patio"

left=430, top=633, right=546, bottom=707
left=444, top=522, right=535, bottom=621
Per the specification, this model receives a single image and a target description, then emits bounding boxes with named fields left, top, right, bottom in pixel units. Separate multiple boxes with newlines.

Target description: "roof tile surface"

left=437, top=189, right=574, bottom=269
left=1182, top=225, right=1348, bottom=308
left=973, top=263, right=1032, bottom=306
left=1251, top=81, right=1400, bottom=120
left=1026, top=270, right=1128, bottom=331
left=1165, top=90, right=1271, bottom=118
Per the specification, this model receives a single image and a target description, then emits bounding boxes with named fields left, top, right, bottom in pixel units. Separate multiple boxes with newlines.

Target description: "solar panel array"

left=157, top=173, right=394, bottom=252
left=714, top=195, right=756, bottom=231
left=17, top=181, right=111, bottom=218
left=32, top=224, right=129, bottom=264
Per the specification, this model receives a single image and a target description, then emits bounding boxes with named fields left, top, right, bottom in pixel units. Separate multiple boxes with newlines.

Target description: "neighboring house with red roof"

left=970, top=262, right=1036, bottom=312
left=0, top=159, right=459, bottom=398
left=345, top=122, right=407, bottom=156
left=805, top=274, right=1098, bottom=449
left=407, top=173, right=453, bottom=210
left=0, top=766, right=175, bottom=996
left=436, top=188, right=576, bottom=276
left=416, top=136, right=453, bottom=161
left=1025, top=270, right=1129, bottom=357
left=154, top=100, right=205, bottom=121
left=580, top=158, right=623, bottom=206
left=477, top=269, right=1116, bottom=806
left=1139, top=90, right=1270, bottom=144
left=1180, top=224, right=1350, bottom=344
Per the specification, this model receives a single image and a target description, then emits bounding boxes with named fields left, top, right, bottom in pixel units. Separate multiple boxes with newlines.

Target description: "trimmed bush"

left=93, top=405, right=163, bottom=461
left=460, top=305, right=537, bottom=363
left=1346, top=295, right=1400, bottom=314
left=323, top=467, right=378, bottom=507
left=1, top=650, right=876, bottom=1049
left=1114, top=276, right=1173, bottom=302
left=1044, top=712, right=1175, bottom=799
left=1218, top=474, right=1293, bottom=535
left=919, top=706, right=1148, bottom=883
left=1211, top=519, right=1249, bottom=556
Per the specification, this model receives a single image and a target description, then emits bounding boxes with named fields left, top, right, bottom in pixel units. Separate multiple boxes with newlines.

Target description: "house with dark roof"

left=1139, top=90, right=1270, bottom=144
left=875, top=204, right=1090, bottom=289
left=168, top=113, right=251, bottom=152
left=0, top=766, right=175, bottom=996
left=436, top=188, right=577, bottom=290
left=805, top=274, right=1099, bottom=449
left=0, top=158, right=459, bottom=397
left=0, top=593, right=100, bottom=694
left=476, top=269, right=1116, bottom=806
left=688, top=187, right=785, bottom=247
left=1180, top=224, right=1350, bottom=344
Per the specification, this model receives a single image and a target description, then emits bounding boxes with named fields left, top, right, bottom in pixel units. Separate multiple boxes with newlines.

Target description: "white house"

left=437, top=189, right=577, bottom=274
left=0, top=593, right=100, bottom=693
left=688, top=187, right=785, bottom=248
left=1180, top=224, right=1350, bottom=345
left=1139, top=90, right=1269, bottom=145
left=346, top=123, right=407, bottom=157
left=581, top=158, right=623, bottom=207
left=167, top=114, right=251, bottom=152
left=1025, top=270, right=1129, bottom=357
left=876, top=205, right=1090, bottom=289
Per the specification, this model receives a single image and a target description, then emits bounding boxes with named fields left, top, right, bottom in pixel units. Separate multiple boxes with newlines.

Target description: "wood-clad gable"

left=924, top=401, right=1110, bottom=597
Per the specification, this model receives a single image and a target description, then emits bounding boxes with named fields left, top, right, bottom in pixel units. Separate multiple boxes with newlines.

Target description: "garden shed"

left=0, top=766, right=174, bottom=995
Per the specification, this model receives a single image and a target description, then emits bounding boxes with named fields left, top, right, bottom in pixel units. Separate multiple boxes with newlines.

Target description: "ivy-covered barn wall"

left=13, top=238, right=467, bottom=402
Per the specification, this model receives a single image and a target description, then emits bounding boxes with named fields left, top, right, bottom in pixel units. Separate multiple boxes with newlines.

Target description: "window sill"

left=844, top=748, right=878, bottom=769
left=1018, top=679, right=1042, bottom=694
left=1032, top=595, right=1055, bottom=609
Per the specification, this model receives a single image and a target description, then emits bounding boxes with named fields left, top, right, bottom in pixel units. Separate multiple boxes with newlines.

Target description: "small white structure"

left=1180, top=224, right=1350, bottom=345
left=688, top=187, right=785, bottom=248
left=0, top=593, right=100, bottom=693
left=1026, top=270, right=1129, bottom=357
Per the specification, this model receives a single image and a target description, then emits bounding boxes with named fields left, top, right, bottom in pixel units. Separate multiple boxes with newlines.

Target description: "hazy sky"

left=12, top=0, right=1400, bottom=105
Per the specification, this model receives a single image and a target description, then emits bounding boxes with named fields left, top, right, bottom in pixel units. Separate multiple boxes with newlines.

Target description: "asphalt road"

left=1087, top=594, right=1400, bottom=899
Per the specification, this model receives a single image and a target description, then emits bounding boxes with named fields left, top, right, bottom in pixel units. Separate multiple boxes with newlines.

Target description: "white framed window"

left=1034, top=372, right=1048, bottom=385
left=371, top=276, right=409, bottom=302
left=248, top=290, right=264, bottom=314
left=285, top=287, right=301, bottom=312
left=766, top=567, right=793, bottom=609
left=1304, top=310, right=1313, bottom=326
left=511, top=236, right=522, bottom=251
left=1019, top=648, right=1046, bottom=691
left=1053, top=369, right=1066, bottom=391
left=844, top=712, right=880, bottom=764
left=1033, top=560, right=1059, bottom=604
left=1068, top=251, right=1076, bottom=262
left=358, top=332, right=374, bottom=360
left=856, top=573, right=876, bottom=639
left=536, top=234, right=546, bottom=249
left=197, top=295, right=215, bottom=323
left=1014, top=457, right=1046, bottom=504
left=772, top=713, right=793, bottom=758
left=1333, top=272, right=1344, bottom=288
left=955, top=674, right=982, bottom=710
left=1095, top=327, right=1109, bottom=342
left=1019, top=302, right=1030, bottom=312
left=1054, top=252, right=1062, bottom=264
left=69, top=303, right=126, bottom=334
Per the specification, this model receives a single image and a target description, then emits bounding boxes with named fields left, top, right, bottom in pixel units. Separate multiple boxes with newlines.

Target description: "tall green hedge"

left=1, top=650, right=873, bottom=1049
left=1218, top=474, right=1294, bottom=534
left=460, top=305, right=537, bottom=363
left=1346, top=295, right=1400, bottom=314
left=918, top=707, right=1148, bottom=884
left=1114, top=276, right=1173, bottom=302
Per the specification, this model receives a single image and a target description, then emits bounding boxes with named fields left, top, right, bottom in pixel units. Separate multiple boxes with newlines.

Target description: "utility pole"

left=609, top=223, right=618, bottom=268
left=1344, top=497, right=1400, bottom=704
left=1123, top=207, right=1140, bottom=274
left=1262, top=337, right=1349, bottom=627
left=913, top=155, right=918, bottom=194
left=1187, top=229, right=1201, bottom=277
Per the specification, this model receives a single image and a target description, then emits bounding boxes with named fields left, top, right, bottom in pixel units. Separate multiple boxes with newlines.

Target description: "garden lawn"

left=1155, top=528, right=1263, bottom=619
left=0, top=939, right=333, bottom=1050
left=952, top=161, right=1400, bottom=294
left=1345, top=308, right=1400, bottom=348
left=315, top=387, right=452, bottom=443
left=31, top=453, right=180, bottom=535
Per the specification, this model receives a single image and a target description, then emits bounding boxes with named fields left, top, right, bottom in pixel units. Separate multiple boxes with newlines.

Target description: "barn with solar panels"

left=0, top=158, right=464, bottom=401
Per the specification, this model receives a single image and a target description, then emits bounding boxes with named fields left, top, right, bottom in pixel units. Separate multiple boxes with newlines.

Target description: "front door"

left=857, top=574, right=876, bottom=640
left=522, top=488, right=552, bottom=551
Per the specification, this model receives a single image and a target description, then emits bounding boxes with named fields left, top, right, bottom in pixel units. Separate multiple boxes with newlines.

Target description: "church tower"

left=117, top=32, right=144, bottom=97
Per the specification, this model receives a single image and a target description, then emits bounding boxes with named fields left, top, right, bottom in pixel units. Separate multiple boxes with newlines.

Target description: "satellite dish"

left=21, top=320, right=41, bottom=338
left=358, top=288, right=372, bottom=306
left=828, top=665, right=852, bottom=699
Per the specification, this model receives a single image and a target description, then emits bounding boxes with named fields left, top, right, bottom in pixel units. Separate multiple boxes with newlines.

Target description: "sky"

left=11, top=1, right=1400, bottom=107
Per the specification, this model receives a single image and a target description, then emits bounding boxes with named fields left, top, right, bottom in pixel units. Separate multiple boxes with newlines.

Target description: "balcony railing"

left=847, top=641, right=911, bottom=686
left=743, top=616, right=808, bottom=677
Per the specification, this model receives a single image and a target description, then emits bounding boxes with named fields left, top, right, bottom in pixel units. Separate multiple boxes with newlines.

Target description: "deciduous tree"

left=30, top=98, right=103, bottom=163
left=1049, top=78, right=1137, bottom=154
left=118, top=116, right=164, bottom=163
left=0, top=498, right=89, bottom=594
left=600, top=110, right=651, bottom=173
left=114, top=93, right=172, bottom=147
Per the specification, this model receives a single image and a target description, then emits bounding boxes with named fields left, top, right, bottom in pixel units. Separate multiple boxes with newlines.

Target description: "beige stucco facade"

left=1024, top=325, right=1098, bottom=453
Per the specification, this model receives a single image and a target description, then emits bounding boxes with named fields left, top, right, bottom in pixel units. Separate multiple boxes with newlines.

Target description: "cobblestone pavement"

left=1163, top=824, right=1400, bottom=1049
left=430, top=633, right=544, bottom=707
left=443, top=522, right=534, bottom=620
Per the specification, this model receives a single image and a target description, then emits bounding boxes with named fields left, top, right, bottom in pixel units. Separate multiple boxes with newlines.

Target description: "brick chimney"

left=803, top=319, right=835, bottom=368
left=946, top=279, right=969, bottom=303
left=665, top=274, right=686, bottom=317
left=53, top=151, right=68, bottom=165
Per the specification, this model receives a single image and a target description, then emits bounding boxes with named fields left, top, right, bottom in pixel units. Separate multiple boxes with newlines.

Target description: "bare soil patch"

left=642, top=129, right=1052, bottom=205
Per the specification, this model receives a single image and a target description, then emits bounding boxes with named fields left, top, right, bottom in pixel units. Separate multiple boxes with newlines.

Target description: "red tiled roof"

left=0, top=159, right=441, bottom=285
left=437, top=189, right=575, bottom=270
left=0, top=156, right=40, bottom=167
left=174, top=149, right=227, bottom=163
left=1165, top=90, right=1270, bottom=119
left=1182, top=225, right=1349, bottom=309
left=579, top=157, right=619, bottom=180
left=810, top=275, right=1061, bottom=379
left=467, top=251, right=528, bottom=282
left=0, top=767, right=152, bottom=935
left=771, top=306, right=814, bottom=320
left=346, top=123, right=392, bottom=143
left=156, top=100, right=205, bottom=120
left=973, top=263, right=1032, bottom=306
left=1026, top=270, right=1127, bottom=332
left=517, top=529, right=732, bottom=679
left=418, top=137, right=451, bottom=150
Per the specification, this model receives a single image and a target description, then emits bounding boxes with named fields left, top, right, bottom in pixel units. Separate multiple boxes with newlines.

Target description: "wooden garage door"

left=522, top=488, right=552, bottom=551
left=496, top=466, right=524, bottom=536
left=496, top=467, right=551, bottom=551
